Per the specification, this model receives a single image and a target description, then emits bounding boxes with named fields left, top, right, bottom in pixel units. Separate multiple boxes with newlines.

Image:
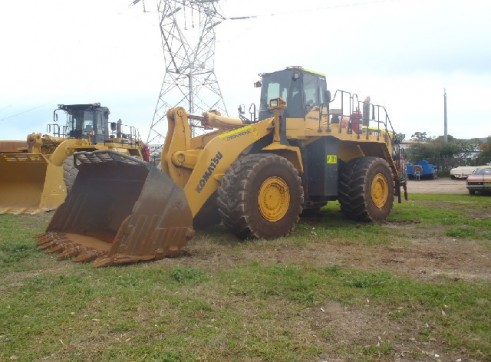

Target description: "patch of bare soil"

left=407, top=178, right=468, bottom=194
left=176, top=223, right=491, bottom=283
left=161, top=220, right=490, bottom=361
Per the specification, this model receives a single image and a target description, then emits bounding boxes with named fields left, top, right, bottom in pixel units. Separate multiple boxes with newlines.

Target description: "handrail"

left=324, top=90, right=403, bottom=178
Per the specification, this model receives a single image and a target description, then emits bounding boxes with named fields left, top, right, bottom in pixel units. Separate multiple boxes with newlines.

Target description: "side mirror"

left=110, top=122, right=117, bottom=131
left=268, top=97, right=286, bottom=110
left=254, top=81, right=262, bottom=88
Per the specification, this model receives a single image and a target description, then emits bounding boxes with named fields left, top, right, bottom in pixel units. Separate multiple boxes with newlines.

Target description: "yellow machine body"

left=38, top=68, right=406, bottom=266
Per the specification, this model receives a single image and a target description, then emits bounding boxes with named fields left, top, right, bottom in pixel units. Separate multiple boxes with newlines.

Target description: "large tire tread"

left=63, top=156, right=78, bottom=193
left=338, top=157, right=394, bottom=222
left=217, top=153, right=303, bottom=239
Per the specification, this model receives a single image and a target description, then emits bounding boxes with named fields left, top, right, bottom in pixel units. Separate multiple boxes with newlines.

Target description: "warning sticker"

left=326, top=155, right=337, bottom=164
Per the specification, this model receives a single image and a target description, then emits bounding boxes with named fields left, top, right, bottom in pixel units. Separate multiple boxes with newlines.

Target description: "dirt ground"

left=406, top=177, right=469, bottom=194
left=171, top=190, right=491, bottom=361
left=179, top=178, right=489, bottom=283
left=5, top=178, right=488, bottom=361
left=176, top=183, right=490, bottom=361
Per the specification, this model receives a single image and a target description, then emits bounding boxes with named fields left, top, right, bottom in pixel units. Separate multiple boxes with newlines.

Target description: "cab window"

left=263, top=82, right=288, bottom=107
left=95, top=111, right=104, bottom=135
left=303, top=73, right=318, bottom=108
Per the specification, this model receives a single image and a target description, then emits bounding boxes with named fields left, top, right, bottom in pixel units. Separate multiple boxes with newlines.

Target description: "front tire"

left=339, top=157, right=394, bottom=222
left=193, top=192, right=221, bottom=229
left=217, top=154, right=303, bottom=239
left=63, top=156, right=78, bottom=193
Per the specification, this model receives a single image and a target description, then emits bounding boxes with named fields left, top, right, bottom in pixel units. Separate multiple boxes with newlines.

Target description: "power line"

left=0, top=102, right=52, bottom=122
left=133, top=0, right=406, bottom=19
left=225, top=0, right=404, bottom=21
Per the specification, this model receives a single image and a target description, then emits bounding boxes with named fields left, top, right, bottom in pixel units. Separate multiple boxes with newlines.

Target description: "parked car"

left=466, top=167, right=491, bottom=195
left=450, top=166, right=479, bottom=179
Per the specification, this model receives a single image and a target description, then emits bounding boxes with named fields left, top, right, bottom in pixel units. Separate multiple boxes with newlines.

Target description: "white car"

left=450, top=166, right=479, bottom=179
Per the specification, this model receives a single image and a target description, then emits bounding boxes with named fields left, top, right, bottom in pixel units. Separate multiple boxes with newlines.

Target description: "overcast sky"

left=1, top=0, right=490, bottom=142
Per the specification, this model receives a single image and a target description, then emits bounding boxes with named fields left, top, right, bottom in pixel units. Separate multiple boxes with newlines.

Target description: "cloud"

left=1, top=0, right=490, bottom=141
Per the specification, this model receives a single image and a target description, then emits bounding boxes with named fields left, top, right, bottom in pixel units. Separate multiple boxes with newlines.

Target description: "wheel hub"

left=258, top=176, right=290, bottom=222
left=371, top=173, right=389, bottom=208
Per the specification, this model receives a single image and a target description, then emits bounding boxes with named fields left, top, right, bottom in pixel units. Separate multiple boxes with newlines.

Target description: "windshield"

left=258, top=70, right=305, bottom=121
left=259, top=72, right=290, bottom=116
left=258, top=69, right=328, bottom=121
left=64, top=110, right=92, bottom=133
left=62, top=109, right=102, bottom=139
left=475, top=168, right=491, bottom=175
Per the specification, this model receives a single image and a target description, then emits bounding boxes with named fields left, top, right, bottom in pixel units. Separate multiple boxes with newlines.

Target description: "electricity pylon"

left=138, top=0, right=228, bottom=144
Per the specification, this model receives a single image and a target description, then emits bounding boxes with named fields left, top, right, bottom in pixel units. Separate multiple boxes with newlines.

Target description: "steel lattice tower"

left=146, top=0, right=228, bottom=144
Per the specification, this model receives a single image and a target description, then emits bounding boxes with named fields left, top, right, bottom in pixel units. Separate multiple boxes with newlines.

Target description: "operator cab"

left=54, top=103, right=110, bottom=144
left=258, top=67, right=330, bottom=121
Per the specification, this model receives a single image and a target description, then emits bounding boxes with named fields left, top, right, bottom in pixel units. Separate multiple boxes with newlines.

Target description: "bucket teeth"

left=93, top=257, right=115, bottom=268
left=73, top=249, right=105, bottom=263
left=37, top=240, right=56, bottom=250
left=57, top=245, right=81, bottom=259
left=37, top=233, right=58, bottom=249
left=37, top=232, right=108, bottom=264
left=46, top=244, right=66, bottom=254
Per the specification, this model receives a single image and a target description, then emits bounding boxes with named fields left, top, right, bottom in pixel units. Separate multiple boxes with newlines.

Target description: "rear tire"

left=338, top=157, right=394, bottom=222
left=217, top=153, right=303, bottom=239
left=468, top=189, right=476, bottom=195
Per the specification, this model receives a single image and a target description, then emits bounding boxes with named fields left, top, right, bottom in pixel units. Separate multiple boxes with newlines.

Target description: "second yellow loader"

left=0, top=103, right=148, bottom=214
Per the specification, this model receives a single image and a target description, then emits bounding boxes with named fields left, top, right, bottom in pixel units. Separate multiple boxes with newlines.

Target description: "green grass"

left=389, top=194, right=491, bottom=241
left=0, top=194, right=490, bottom=361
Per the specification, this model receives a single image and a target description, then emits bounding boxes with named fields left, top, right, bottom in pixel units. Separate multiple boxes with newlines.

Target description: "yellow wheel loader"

left=0, top=103, right=147, bottom=214
left=38, top=67, right=407, bottom=266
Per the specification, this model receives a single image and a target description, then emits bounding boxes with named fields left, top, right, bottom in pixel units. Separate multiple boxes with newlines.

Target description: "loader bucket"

left=37, top=150, right=194, bottom=267
left=0, top=153, right=66, bottom=214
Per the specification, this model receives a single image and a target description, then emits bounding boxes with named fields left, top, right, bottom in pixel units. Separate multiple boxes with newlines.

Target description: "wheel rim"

left=371, top=173, right=389, bottom=208
left=258, top=176, right=290, bottom=222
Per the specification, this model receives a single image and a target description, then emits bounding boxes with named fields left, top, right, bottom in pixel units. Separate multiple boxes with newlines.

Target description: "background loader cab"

left=50, top=103, right=140, bottom=145
left=58, top=103, right=109, bottom=142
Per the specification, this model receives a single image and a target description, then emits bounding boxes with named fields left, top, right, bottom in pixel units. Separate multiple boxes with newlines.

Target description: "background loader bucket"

left=0, top=154, right=66, bottom=214
left=37, top=151, right=194, bottom=267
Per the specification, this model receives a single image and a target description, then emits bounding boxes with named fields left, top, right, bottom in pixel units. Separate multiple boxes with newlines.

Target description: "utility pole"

left=444, top=88, right=448, bottom=143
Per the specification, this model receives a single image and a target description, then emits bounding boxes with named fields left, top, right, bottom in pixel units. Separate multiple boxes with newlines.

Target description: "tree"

left=405, top=134, right=481, bottom=175
left=410, top=132, right=431, bottom=142
left=476, top=137, right=491, bottom=164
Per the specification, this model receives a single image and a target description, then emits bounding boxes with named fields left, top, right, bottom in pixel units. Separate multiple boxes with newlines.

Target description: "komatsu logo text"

left=195, top=151, right=223, bottom=193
